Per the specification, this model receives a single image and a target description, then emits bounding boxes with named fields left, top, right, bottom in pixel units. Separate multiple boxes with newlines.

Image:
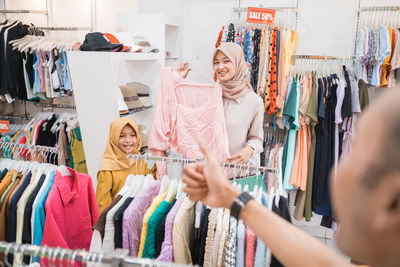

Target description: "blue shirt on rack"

left=32, top=171, right=55, bottom=247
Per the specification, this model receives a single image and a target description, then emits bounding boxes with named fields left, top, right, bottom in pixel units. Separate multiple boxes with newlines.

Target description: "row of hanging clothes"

left=262, top=58, right=367, bottom=229
left=0, top=112, right=88, bottom=173
left=0, top=17, right=81, bottom=103
left=90, top=154, right=288, bottom=267
left=355, top=9, right=400, bottom=88
left=0, top=155, right=98, bottom=266
left=216, top=10, right=298, bottom=116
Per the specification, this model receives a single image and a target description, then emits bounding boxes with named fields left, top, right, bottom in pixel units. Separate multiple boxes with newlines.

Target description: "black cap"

left=80, top=32, right=123, bottom=52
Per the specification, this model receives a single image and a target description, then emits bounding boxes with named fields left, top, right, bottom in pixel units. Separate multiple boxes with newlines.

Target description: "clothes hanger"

left=132, top=158, right=148, bottom=195
left=125, top=155, right=137, bottom=188
left=176, top=158, right=188, bottom=200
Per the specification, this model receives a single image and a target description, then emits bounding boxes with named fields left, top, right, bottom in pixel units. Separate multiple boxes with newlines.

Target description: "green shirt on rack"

left=142, top=199, right=175, bottom=259
left=304, top=72, right=319, bottom=221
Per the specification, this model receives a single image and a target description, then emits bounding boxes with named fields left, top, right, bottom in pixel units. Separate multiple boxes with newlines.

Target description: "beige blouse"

left=223, top=91, right=264, bottom=166
left=172, top=197, right=195, bottom=264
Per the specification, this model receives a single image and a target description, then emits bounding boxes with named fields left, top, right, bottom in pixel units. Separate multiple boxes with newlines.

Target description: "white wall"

left=4, top=0, right=139, bottom=32
left=96, top=0, right=138, bottom=32
left=177, top=0, right=400, bottom=82
left=138, top=0, right=182, bottom=17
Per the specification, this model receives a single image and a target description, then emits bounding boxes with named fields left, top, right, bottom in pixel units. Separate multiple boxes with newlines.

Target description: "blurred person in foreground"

left=182, top=88, right=400, bottom=267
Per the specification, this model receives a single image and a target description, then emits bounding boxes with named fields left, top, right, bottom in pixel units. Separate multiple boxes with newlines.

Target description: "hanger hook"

left=58, top=248, right=66, bottom=266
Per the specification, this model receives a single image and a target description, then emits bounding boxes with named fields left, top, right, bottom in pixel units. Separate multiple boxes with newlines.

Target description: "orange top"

left=380, top=27, right=396, bottom=87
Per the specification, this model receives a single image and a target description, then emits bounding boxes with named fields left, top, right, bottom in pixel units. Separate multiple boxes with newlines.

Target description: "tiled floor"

left=287, top=190, right=350, bottom=262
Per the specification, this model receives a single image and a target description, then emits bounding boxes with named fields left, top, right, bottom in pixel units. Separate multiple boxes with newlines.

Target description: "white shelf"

left=165, top=15, right=181, bottom=28
left=68, top=51, right=161, bottom=61
left=111, top=52, right=161, bottom=61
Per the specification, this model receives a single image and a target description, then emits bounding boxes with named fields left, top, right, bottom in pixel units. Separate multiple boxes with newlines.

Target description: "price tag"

left=0, top=120, right=9, bottom=133
left=246, top=7, right=276, bottom=25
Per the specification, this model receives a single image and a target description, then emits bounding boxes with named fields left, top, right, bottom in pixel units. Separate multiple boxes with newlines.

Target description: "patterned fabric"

left=214, top=26, right=225, bottom=81
left=257, top=29, right=270, bottom=97
left=240, top=27, right=245, bottom=49
left=367, top=30, right=376, bottom=84
left=250, top=29, right=262, bottom=91
left=224, top=216, right=238, bottom=267
left=266, top=28, right=278, bottom=115
left=235, top=27, right=242, bottom=47
left=149, top=67, right=230, bottom=172
left=226, top=23, right=235, bottom=42
left=264, top=29, right=274, bottom=109
left=216, top=209, right=230, bottom=267
left=235, top=220, right=246, bottom=267
left=203, top=209, right=217, bottom=267
left=244, top=28, right=252, bottom=65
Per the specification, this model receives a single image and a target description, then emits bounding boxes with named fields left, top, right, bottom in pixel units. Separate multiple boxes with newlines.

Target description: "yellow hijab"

left=99, top=117, right=142, bottom=171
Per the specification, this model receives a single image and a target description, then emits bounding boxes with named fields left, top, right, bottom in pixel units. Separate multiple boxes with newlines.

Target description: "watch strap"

left=230, top=191, right=253, bottom=220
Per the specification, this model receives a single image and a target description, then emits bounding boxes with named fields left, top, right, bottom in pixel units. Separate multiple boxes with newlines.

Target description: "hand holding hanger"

left=176, top=62, right=192, bottom=79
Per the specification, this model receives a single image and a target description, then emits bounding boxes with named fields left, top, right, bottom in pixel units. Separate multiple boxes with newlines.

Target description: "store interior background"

left=2, top=0, right=399, bottom=257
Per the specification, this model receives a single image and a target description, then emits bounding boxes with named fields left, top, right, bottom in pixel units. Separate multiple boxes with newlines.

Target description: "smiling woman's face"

left=213, top=50, right=236, bottom=82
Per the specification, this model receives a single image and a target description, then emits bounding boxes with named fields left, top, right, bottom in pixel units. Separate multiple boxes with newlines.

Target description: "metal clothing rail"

left=360, top=6, right=400, bottom=12
left=0, top=9, right=48, bottom=15
left=292, top=54, right=355, bottom=60
left=232, top=7, right=298, bottom=12
left=0, top=115, right=32, bottom=121
left=35, top=26, right=91, bottom=31
left=0, top=241, right=193, bottom=267
left=34, top=102, right=76, bottom=109
left=0, top=141, right=58, bottom=155
left=127, top=154, right=278, bottom=173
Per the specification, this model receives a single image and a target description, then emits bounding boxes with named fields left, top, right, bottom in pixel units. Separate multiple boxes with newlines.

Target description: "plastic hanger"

left=142, top=155, right=155, bottom=189
left=129, top=172, right=144, bottom=197
left=187, top=48, right=213, bottom=83
left=125, top=155, right=139, bottom=190
left=159, top=175, right=170, bottom=195
left=165, top=179, right=177, bottom=202
left=176, top=158, right=189, bottom=199
left=57, top=165, right=73, bottom=176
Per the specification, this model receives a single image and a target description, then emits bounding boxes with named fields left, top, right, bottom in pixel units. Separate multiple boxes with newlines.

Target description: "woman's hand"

left=176, top=62, right=192, bottom=79
left=227, top=145, right=254, bottom=164
left=182, top=142, right=240, bottom=208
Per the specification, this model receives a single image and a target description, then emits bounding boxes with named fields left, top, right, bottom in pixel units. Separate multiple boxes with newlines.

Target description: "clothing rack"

left=127, top=154, right=278, bottom=173
left=354, top=5, right=400, bottom=54
left=292, top=55, right=355, bottom=60
left=292, top=54, right=355, bottom=65
left=0, top=141, right=58, bottom=155
left=0, top=241, right=193, bottom=267
left=232, top=7, right=298, bottom=12
left=233, top=0, right=299, bottom=29
left=0, top=9, right=48, bottom=15
left=35, top=26, right=92, bottom=31
left=359, top=6, right=400, bottom=12
left=34, top=102, right=76, bottom=110
left=0, top=115, right=31, bottom=121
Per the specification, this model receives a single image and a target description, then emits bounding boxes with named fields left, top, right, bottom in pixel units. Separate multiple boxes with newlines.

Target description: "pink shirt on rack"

left=150, top=67, right=230, bottom=173
left=41, top=168, right=99, bottom=266
left=245, top=227, right=256, bottom=267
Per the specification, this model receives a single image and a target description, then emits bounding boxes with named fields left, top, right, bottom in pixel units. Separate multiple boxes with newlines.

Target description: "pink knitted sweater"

left=150, top=67, right=230, bottom=166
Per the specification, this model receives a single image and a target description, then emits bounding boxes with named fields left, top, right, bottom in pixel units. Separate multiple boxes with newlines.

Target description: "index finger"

left=199, top=141, right=218, bottom=164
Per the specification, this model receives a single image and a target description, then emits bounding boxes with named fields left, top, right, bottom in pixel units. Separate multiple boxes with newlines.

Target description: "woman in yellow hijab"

left=96, top=117, right=150, bottom=213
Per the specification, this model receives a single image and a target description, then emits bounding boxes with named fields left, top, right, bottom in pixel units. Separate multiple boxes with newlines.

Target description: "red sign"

left=0, top=120, right=9, bottom=133
left=246, top=7, right=276, bottom=25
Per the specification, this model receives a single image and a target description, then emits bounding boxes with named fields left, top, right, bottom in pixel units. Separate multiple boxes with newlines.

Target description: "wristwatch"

left=230, top=191, right=253, bottom=219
